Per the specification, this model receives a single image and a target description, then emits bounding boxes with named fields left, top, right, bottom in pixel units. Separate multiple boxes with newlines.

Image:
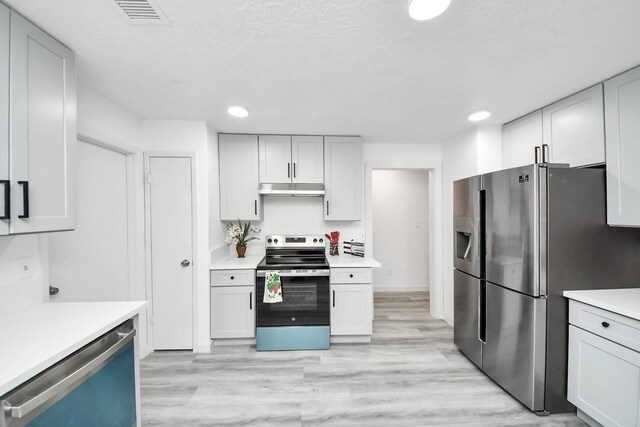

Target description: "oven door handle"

left=257, top=270, right=330, bottom=278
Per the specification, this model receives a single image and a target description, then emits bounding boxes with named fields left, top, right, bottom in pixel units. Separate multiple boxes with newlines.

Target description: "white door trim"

left=143, top=151, right=198, bottom=352
left=365, top=161, right=444, bottom=320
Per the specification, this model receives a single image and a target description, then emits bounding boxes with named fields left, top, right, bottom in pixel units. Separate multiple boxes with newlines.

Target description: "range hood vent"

left=114, top=0, right=170, bottom=25
left=258, top=183, right=325, bottom=197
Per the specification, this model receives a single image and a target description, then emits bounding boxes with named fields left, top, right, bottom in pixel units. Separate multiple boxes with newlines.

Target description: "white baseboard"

left=212, top=338, right=256, bottom=346
left=443, top=313, right=453, bottom=326
left=373, top=285, right=430, bottom=292
left=331, top=336, right=371, bottom=343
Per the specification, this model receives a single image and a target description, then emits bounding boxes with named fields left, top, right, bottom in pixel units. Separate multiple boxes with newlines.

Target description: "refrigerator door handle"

left=534, top=146, right=541, bottom=164
left=478, top=281, right=487, bottom=343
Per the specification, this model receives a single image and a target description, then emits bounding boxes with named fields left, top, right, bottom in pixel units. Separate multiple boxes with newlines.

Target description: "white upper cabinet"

left=0, top=5, right=9, bottom=236
left=543, top=85, right=605, bottom=167
left=219, top=134, right=262, bottom=221
left=324, top=136, right=362, bottom=221
left=9, top=11, right=76, bottom=234
left=291, top=136, right=323, bottom=183
left=259, top=135, right=324, bottom=184
left=604, top=66, right=640, bottom=227
left=259, top=135, right=291, bottom=184
left=502, top=110, right=542, bottom=169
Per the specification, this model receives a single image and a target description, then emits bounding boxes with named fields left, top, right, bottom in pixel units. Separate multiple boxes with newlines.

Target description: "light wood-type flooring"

left=140, top=292, right=586, bottom=426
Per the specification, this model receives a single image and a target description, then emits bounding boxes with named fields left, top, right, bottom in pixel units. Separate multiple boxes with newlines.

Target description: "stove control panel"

left=265, top=235, right=326, bottom=248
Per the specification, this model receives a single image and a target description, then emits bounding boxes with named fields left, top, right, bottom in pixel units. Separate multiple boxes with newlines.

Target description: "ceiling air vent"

left=114, top=0, right=170, bottom=25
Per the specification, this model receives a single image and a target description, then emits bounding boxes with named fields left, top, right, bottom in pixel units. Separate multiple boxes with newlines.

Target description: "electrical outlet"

left=18, top=257, right=36, bottom=280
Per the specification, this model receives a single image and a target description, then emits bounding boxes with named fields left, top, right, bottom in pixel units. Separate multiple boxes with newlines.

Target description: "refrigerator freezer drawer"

left=453, top=270, right=483, bottom=368
left=483, top=282, right=547, bottom=412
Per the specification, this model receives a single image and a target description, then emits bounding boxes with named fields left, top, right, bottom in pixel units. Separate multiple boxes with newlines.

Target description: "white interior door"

left=147, top=155, right=194, bottom=350
left=48, top=140, right=129, bottom=302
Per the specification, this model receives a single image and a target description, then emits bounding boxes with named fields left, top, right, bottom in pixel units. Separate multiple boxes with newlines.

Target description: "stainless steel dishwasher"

left=1, top=320, right=137, bottom=427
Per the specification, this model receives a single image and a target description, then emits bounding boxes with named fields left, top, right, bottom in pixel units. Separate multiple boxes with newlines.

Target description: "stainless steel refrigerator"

left=453, top=164, right=640, bottom=414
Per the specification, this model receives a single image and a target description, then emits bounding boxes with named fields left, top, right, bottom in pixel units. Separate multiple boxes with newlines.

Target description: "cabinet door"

left=219, top=134, right=261, bottom=221
left=259, top=135, right=291, bottom=183
left=291, top=135, right=323, bottom=183
left=330, top=283, right=372, bottom=335
left=604, top=67, right=640, bottom=227
left=502, top=111, right=542, bottom=169
left=324, top=136, right=362, bottom=221
left=210, top=285, right=255, bottom=339
left=568, top=325, right=640, bottom=427
left=9, top=12, right=76, bottom=234
left=0, top=5, right=8, bottom=236
left=543, top=85, right=605, bottom=167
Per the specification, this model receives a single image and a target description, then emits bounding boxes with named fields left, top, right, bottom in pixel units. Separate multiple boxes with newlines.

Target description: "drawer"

left=569, top=300, right=640, bottom=353
left=210, top=269, right=256, bottom=286
left=330, top=268, right=372, bottom=284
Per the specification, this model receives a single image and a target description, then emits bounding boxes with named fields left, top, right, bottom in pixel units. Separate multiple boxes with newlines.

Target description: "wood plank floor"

left=140, top=292, right=586, bottom=426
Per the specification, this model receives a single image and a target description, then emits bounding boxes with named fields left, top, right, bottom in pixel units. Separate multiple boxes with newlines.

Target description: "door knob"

left=181, top=260, right=191, bottom=267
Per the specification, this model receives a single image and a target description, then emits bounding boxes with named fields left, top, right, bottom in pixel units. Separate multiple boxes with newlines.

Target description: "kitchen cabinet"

left=502, top=110, right=542, bottom=169
left=0, top=10, right=76, bottom=235
left=567, top=300, right=640, bottom=427
left=542, top=85, right=605, bottom=167
left=0, top=4, right=9, bottom=236
left=210, top=269, right=256, bottom=339
left=330, top=268, right=373, bottom=337
left=258, top=135, right=323, bottom=184
left=219, top=134, right=262, bottom=221
left=604, top=66, right=640, bottom=227
left=324, top=136, right=362, bottom=221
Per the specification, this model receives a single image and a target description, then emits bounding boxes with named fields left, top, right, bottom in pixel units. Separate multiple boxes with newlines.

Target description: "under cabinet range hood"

left=258, top=183, right=325, bottom=196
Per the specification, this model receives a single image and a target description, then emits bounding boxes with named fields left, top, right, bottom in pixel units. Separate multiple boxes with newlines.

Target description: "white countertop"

left=210, top=254, right=380, bottom=269
left=0, top=301, right=147, bottom=396
left=328, top=256, right=381, bottom=268
left=564, top=288, right=640, bottom=321
left=210, top=254, right=264, bottom=270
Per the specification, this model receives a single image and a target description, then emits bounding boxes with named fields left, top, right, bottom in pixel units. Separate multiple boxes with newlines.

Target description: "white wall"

left=0, top=235, right=47, bottom=315
left=372, top=169, right=429, bottom=291
left=441, top=125, right=501, bottom=324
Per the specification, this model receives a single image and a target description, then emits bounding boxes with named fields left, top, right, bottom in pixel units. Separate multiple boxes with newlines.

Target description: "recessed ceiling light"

left=408, top=0, right=451, bottom=21
left=468, top=110, right=491, bottom=122
left=227, top=106, right=249, bottom=118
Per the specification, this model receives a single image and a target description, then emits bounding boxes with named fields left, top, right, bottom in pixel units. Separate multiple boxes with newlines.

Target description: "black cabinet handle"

left=349, top=274, right=354, bottom=278
left=326, top=201, right=329, bottom=215
left=332, top=290, right=335, bottom=307
left=254, top=200, right=257, bottom=215
left=602, top=321, right=610, bottom=328
left=293, top=163, right=296, bottom=178
left=0, top=180, right=9, bottom=220
left=18, top=181, right=29, bottom=219
left=288, top=163, right=291, bottom=178
left=250, top=292, right=252, bottom=310
left=230, top=276, right=234, bottom=280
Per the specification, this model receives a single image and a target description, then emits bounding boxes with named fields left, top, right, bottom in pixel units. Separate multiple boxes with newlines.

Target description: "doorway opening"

left=365, top=161, right=443, bottom=325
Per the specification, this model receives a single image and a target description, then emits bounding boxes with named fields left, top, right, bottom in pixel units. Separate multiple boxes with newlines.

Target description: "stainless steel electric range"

left=255, top=235, right=330, bottom=351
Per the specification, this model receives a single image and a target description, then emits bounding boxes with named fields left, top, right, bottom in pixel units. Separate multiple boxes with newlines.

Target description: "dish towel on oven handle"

left=264, top=271, right=283, bottom=303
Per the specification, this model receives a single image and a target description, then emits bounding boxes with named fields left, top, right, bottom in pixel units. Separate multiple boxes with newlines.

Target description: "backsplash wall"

left=0, top=235, right=46, bottom=315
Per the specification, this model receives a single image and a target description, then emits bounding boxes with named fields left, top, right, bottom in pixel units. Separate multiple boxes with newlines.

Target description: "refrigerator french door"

left=452, top=175, right=484, bottom=369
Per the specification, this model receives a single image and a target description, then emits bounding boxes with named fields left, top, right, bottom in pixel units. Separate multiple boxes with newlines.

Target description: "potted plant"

left=225, top=220, right=261, bottom=258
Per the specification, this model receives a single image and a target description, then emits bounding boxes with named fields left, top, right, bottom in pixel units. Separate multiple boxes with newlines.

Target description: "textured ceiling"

left=6, top=0, right=640, bottom=143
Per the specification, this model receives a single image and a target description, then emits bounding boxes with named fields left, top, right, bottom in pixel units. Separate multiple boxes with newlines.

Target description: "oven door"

left=256, top=270, right=330, bottom=327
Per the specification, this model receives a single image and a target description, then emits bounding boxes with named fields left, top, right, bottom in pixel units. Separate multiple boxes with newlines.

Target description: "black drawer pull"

left=230, top=276, right=234, bottom=280
left=601, top=321, right=610, bottom=328
left=349, top=274, right=354, bottom=278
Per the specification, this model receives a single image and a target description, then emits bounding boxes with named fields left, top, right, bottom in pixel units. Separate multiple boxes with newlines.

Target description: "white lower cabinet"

left=330, top=267, right=373, bottom=337
left=568, top=301, right=640, bottom=427
left=210, top=269, right=256, bottom=339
